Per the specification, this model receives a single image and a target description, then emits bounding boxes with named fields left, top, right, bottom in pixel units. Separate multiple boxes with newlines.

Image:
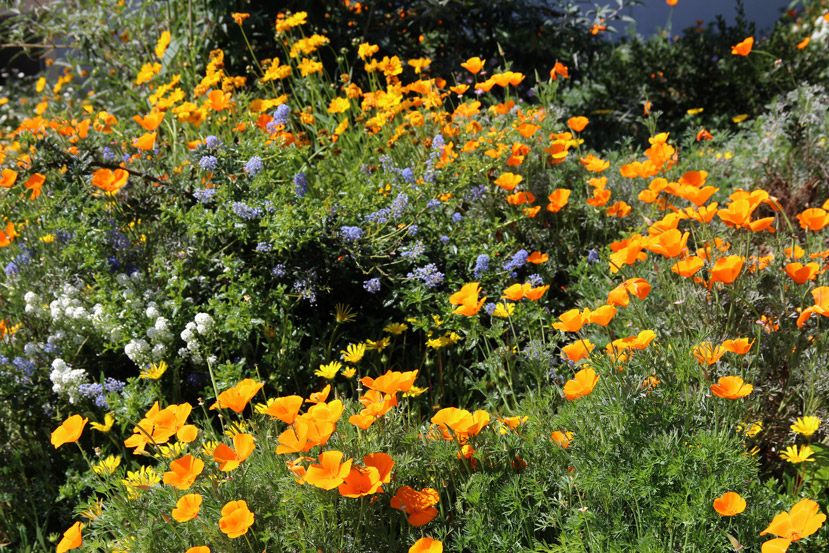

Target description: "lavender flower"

left=400, top=241, right=425, bottom=259
left=293, top=172, right=308, bottom=198
left=273, top=104, right=290, bottom=125
left=407, top=263, right=444, bottom=288
left=426, top=199, right=441, bottom=210
left=199, top=155, right=219, bottom=171
left=205, top=135, right=221, bottom=149
left=341, top=226, right=363, bottom=242
left=363, top=278, right=381, bottom=293
left=231, top=202, right=263, bottom=220
left=272, top=264, right=286, bottom=277
left=474, top=254, right=490, bottom=278
left=193, top=188, right=216, bottom=204
left=256, top=242, right=273, bottom=253
left=408, top=225, right=418, bottom=236
left=451, top=212, right=463, bottom=223
left=587, top=249, right=600, bottom=263
left=244, top=156, right=263, bottom=177
left=502, top=249, right=529, bottom=272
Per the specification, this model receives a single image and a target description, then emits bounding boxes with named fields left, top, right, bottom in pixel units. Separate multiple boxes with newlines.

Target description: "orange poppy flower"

left=561, top=340, right=595, bottom=363
left=362, top=369, right=417, bottom=396
left=219, top=500, right=255, bottom=538
left=450, top=84, right=469, bottom=95
left=231, top=12, right=250, bottom=25
left=551, top=430, right=573, bottom=448
left=797, top=36, right=810, bottom=49
left=391, top=486, right=440, bottom=526
left=0, top=168, right=18, bottom=188
left=338, top=464, right=384, bottom=498
left=517, top=123, right=540, bottom=138
left=696, top=128, right=713, bottom=141
left=460, top=57, right=484, bottom=74
left=547, top=188, right=571, bottom=212
left=721, top=337, right=754, bottom=355
left=711, top=376, right=753, bottom=399
left=796, top=208, right=829, bottom=231
left=212, top=378, right=263, bottom=413
left=0, top=222, right=17, bottom=248
left=646, top=229, right=689, bottom=258
left=91, top=168, right=129, bottom=194
left=684, top=203, right=718, bottom=224
left=567, top=116, right=589, bottom=132
left=671, top=256, right=704, bottom=278
left=494, top=172, right=522, bottom=191
left=275, top=422, right=314, bottom=454
left=307, top=384, right=331, bottom=404
left=526, top=251, right=548, bottom=264
left=263, top=395, right=304, bottom=424
left=505, top=191, right=535, bottom=205
left=185, top=548, right=210, bottom=553
left=409, top=537, right=443, bottom=553
left=550, top=61, right=569, bottom=80
left=172, top=493, right=202, bottom=522
left=587, top=188, right=611, bottom=207
left=796, top=286, right=829, bottom=328
left=563, top=367, right=599, bottom=400
left=713, top=492, right=746, bottom=516
left=760, top=498, right=826, bottom=548
left=607, top=277, right=651, bottom=307
left=731, top=36, right=754, bottom=56
left=785, top=262, right=821, bottom=284
left=606, top=201, right=631, bottom=217
left=524, top=284, right=549, bottom=301
left=552, top=308, right=590, bottom=332
left=213, top=433, right=255, bottom=471
left=580, top=154, right=609, bottom=172
left=133, top=132, right=157, bottom=150
left=163, top=455, right=204, bottom=490
left=692, top=342, right=726, bottom=365
left=23, top=173, right=45, bottom=200
left=588, top=305, right=617, bottom=326
left=133, top=111, right=165, bottom=131
left=449, top=282, right=486, bottom=316
left=710, top=255, right=745, bottom=284
left=56, top=521, right=83, bottom=553
left=51, top=414, right=89, bottom=449
left=304, top=450, right=353, bottom=490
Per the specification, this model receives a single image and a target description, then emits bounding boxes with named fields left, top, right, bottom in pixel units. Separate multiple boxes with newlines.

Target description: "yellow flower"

left=333, top=303, right=356, bottom=323
left=154, top=441, right=186, bottom=459
left=155, top=30, right=171, bottom=59
left=224, top=420, right=250, bottom=438
left=341, top=366, right=356, bottom=379
left=93, top=455, right=121, bottom=475
left=737, top=420, right=762, bottom=438
left=340, top=343, right=366, bottom=363
left=121, top=466, right=160, bottom=499
left=327, top=97, right=350, bottom=114
left=135, top=62, right=161, bottom=85
left=316, top=361, right=342, bottom=379
left=365, top=337, right=390, bottom=351
left=231, top=12, right=250, bottom=25
left=403, top=385, right=428, bottom=398
left=686, top=107, right=704, bottom=115
left=90, top=413, right=115, bottom=433
left=139, top=361, right=167, bottom=380
left=732, top=114, right=749, bottom=123
left=358, top=42, right=379, bottom=60
left=39, top=234, right=55, bottom=243
left=426, top=332, right=462, bottom=349
left=79, top=498, right=104, bottom=521
left=384, top=322, right=408, bottom=335
left=779, top=444, right=815, bottom=464
left=298, top=58, right=323, bottom=77
left=254, top=397, right=277, bottom=414
left=201, top=440, right=219, bottom=457
left=790, top=416, right=821, bottom=437
left=492, top=303, right=515, bottom=318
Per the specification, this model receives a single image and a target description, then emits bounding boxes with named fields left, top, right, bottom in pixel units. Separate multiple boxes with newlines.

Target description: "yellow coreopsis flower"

left=89, top=413, right=115, bottom=433
left=93, top=454, right=122, bottom=475
left=779, top=444, right=815, bottom=464
left=327, top=97, right=350, bottom=114
left=341, top=366, right=356, bottom=379
left=316, top=361, right=342, bottom=380
left=140, top=361, right=167, bottom=380
left=384, top=323, right=408, bottom=335
left=492, top=303, right=515, bottom=318
left=340, top=343, right=366, bottom=363
left=365, top=337, right=390, bottom=351
left=790, top=416, right=821, bottom=437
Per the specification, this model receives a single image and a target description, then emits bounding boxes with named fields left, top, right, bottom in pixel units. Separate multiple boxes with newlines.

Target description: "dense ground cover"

left=0, top=0, right=828, bottom=551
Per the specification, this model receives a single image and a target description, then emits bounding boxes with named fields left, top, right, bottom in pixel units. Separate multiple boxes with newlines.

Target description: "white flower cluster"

left=178, top=312, right=215, bottom=365
left=49, top=358, right=89, bottom=404
left=23, top=291, right=45, bottom=317
left=48, top=284, right=90, bottom=326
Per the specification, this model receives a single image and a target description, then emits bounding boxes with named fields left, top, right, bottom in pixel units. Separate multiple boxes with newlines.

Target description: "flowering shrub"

left=0, top=1, right=828, bottom=552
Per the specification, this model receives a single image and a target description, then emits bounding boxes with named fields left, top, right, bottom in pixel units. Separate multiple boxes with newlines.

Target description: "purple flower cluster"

left=244, top=156, right=263, bottom=177
left=363, top=278, right=381, bottom=293
left=474, top=254, right=490, bottom=278
left=407, top=263, right=444, bottom=288
left=293, top=173, right=308, bottom=198
left=199, top=155, right=219, bottom=171
left=341, top=226, right=363, bottom=241
left=231, top=202, right=263, bottom=220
